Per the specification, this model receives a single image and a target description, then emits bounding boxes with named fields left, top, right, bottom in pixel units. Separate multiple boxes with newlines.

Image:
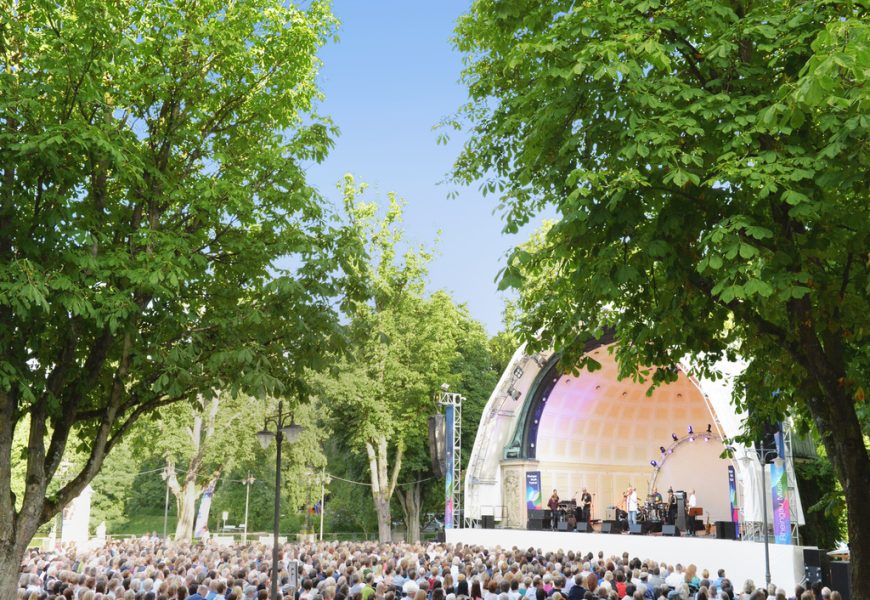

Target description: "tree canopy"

left=451, top=0, right=868, bottom=594
left=0, top=0, right=356, bottom=593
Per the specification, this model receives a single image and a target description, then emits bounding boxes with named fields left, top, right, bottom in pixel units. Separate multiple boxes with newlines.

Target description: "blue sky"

left=304, top=0, right=549, bottom=335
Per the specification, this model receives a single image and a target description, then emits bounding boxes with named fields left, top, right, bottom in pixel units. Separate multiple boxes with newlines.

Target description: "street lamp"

left=739, top=446, right=779, bottom=587
left=256, top=398, right=303, bottom=600
left=242, top=472, right=256, bottom=544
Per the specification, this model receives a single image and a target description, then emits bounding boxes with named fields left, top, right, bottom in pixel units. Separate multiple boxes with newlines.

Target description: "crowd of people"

left=15, top=539, right=843, bottom=600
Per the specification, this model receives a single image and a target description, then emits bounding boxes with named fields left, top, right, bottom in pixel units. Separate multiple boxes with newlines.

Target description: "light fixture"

left=671, top=433, right=679, bottom=442
left=650, top=460, right=658, bottom=468
left=689, top=435, right=695, bottom=442
left=256, top=425, right=275, bottom=450
left=706, top=424, right=712, bottom=434
left=667, top=448, right=673, bottom=455
left=660, top=446, right=666, bottom=455
left=513, top=367, right=524, bottom=379
left=688, top=425, right=694, bottom=435
left=440, top=383, right=450, bottom=392
left=704, top=435, right=711, bottom=442
left=281, top=421, right=304, bottom=444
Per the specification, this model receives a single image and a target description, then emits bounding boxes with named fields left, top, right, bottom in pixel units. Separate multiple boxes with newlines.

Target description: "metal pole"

left=163, top=474, right=170, bottom=540
left=761, top=454, right=771, bottom=586
left=244, top=473, right=252, bottom=545
left=319, top=473, right=325, bottom=541
left=305, top=479, right=312, bottom=533
left=272, top=399, right=283, bottom=600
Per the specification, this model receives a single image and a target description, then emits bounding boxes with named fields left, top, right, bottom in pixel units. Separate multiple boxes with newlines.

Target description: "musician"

left=651, top=488, right=663, bottom=504
left=547, top=489, right=560, bottom=530
left=687, top=489, right=697, bottom=536
left=626, top=486, right=638, bottom=526
left=666, top=488, right=676, bottom=525
left=580, top=487, right=593, bottom=523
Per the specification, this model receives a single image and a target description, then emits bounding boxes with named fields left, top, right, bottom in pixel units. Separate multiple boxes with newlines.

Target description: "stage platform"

left=445, top=528, right=810, bottom=592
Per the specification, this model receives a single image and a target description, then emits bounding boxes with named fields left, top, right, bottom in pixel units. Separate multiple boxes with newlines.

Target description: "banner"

left=193, top=479, right=217, bottom=539
left=770, top=460, right=792, bottom=544
left=727, top=465, right=739, bottom=535
left=525, top=471, right=543, bottom=510
left=444, top=403, right=455, bottom=529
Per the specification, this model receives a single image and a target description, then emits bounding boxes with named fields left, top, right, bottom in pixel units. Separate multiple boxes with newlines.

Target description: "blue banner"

left=770, top=461, right=792, bottom=544
left=525, top=471, right=542, bottom=511
left=444, top=403, right=455, bottom=529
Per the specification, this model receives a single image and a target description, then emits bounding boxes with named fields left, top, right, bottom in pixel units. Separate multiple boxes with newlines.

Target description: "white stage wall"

left=446, top=528, right=809, bottom=594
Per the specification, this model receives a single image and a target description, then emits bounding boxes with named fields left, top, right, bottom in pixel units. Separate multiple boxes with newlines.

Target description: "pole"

left=305, top=479, right=312, bottom=533
left=163, top=474, right=170, bottom=540
left=244, top=473, right=252, bottom=545
left=319, top=473, right=325, bottom=541
left=272, top=399, right=283, bottom=600
left=761, top=452, right=771, bottom=586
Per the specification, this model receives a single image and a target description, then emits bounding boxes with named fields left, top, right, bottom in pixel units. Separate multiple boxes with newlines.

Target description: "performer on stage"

left=626, top=486, right=638, bottom=526
left=687, top=489, right=697, bottom=536
left=547, top=489, right=560, bottom=531
left=580, top=487, right=593, bottom=523
left=651, top=488, right=663, bottom=503
left=666, top=487, right=676, bottom=525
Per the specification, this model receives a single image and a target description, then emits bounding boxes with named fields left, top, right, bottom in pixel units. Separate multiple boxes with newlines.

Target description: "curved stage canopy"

left=464, top=340, right=804, bottom=530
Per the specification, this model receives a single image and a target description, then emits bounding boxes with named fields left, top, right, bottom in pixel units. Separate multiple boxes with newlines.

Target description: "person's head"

left=830, top=592, right=841, bottom=600
left=536, top=588, right=547, bottom=600
left=820, top=588, right=831, bottom=600
left=800, top=591, right=815, bottom=600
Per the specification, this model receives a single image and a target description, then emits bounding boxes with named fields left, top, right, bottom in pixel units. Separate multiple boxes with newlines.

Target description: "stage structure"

left=463, top=337, right=805, bottom=533
left=439, top=387, right=464, bottom=529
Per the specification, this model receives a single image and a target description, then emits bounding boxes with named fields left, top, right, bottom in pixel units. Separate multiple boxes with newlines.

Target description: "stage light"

left=688, top=425, right=694, bottom=435
left=671, top=433, right=678, bottom=442
left=660, top=446, right=666, bottom=454
left=513, top=367, right=524, bottom=379
left=704, top=435, right=711, bottom=442
left=650, top=460, right=658, bottom=468
left=706, top=424, right=712, bottom=433
left=667, top=449, right=673, bottom=454
left=689, top=435, right=695, bottom=442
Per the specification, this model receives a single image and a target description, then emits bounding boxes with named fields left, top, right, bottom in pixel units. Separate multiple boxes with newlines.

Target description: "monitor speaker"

left=662, top=524, right=681, bottom=537
left=557, top=521, right=568, bottom=531
left=575, top=522, right=589, bottom=533
left=601, top=521, right=619, bottom=534
left=829, top=562, right=850, bottom=600
left=629, top=523, right=643, bottom=535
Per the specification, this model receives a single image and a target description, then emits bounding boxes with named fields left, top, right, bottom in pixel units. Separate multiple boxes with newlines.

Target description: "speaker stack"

left=715, top=521, right=738, bottom=540
left=481, top=515, right=495, bottom=529
left=829, top=562, right=850, bottom=600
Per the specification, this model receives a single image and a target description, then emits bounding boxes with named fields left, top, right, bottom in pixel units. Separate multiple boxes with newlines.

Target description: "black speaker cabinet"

left=715, top=521, right=737, bottom=540
left=557, top=521, right=569, bottom=531
left=528, top=509, right=548, bottom=519
left=829, top=562, right=850, bottom=600
left=662, top=524, right=681, bottom=537
left=575, top=522, right=589, bottom=533
left=481, top=515, right=495, bottom=529
left=601, top=521, right=620, bottom=534
left=629, top=523, right=643, bottom=535
left=527, top=518, right=544, bottom=531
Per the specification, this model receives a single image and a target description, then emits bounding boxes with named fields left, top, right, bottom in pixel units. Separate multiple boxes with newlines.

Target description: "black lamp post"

left=256, top=399, right=303, bottom=600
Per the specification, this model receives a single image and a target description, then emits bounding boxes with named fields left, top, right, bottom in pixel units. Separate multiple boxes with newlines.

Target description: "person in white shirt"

left=688, top=490, right=698, bottom=536
left=627, top=486, right=639, bottom=526
left=665, top=565, right=684, bottom=589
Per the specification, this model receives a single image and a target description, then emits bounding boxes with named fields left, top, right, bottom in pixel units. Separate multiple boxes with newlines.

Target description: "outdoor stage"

left=445, top=528, right=810, bottom=592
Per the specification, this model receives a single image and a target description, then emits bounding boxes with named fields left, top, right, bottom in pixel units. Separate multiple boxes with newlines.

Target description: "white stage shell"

left=464, top=342, right=804, bottom=528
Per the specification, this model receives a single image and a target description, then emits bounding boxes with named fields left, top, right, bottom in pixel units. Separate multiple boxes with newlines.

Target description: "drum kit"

left=610, top=494, right=668, bottom=523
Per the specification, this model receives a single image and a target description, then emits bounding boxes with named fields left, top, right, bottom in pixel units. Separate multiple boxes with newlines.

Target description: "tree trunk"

left=0, top=542, right=23, bottom=600
left=806, top=386, right=870, bottom=600
left=174, top=478, right=198, bottom=541
left=365, top=434, right=403, bottom=543
left=397, top=482, right=422, bottom=543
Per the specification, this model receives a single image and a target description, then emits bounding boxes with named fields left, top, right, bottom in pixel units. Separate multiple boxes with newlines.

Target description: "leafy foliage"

left=451, top=0, right=869, bottom=587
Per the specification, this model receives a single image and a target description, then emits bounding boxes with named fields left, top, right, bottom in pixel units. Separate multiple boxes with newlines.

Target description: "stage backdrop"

left=530, top=344, right=733, bottom=524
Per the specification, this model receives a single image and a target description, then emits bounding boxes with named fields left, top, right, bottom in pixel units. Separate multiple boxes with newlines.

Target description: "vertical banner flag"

left=770, top=460, right=792, bottom=544
left=444, top=403, right=455, bottom=529
left=525, top=471, right=543, bottom=512
left=193, top=479, right=217, bottom=539
left=727, top=465, right=739, bottom=535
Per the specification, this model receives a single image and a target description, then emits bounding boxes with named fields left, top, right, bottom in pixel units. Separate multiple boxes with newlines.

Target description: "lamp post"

left=740, top=447, right=778, bottom=587
left=242, top=472, right=256, bottom=544
left=256, top=399, right=303, bottom=600
left=319, top=472, right=331, bottom=541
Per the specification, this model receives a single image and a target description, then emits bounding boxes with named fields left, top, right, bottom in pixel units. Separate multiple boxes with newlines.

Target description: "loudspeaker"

left=481, top=515, right=495, bottom=529
left=428, top=415, right=446, bottom=477
left=527, top=518, right=544, bottom=531
left=629, top=523, right=643, bottom=535
left=803, top=548, right=822, bottom=567
left=662, top=524, right=681, bottom=537
left=676, top=494, right=687, bottom=530
left=601, top=521, right=620, bottom=534
left=829, top=562, right=850, bottom=600
left=557, top=521, right=568, bottom=531
left=715, top=521, right=737, bottom=540
left=575, top=522, right=589, bottom=533
left=528, top=509, right=548, bottom=519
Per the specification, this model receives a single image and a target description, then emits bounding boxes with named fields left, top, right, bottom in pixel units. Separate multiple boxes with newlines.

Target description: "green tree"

left=451, top=1, right=869, bottom=594
left=0, top=0, right=351, bottom=594
left=315, top=177, right=493, bottom=542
